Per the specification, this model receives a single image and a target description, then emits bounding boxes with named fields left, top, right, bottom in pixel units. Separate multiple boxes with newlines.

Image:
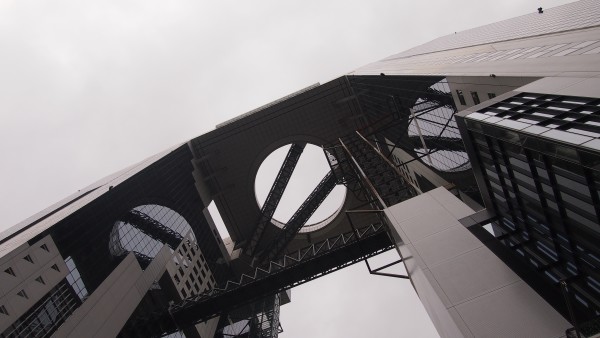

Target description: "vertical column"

left=385, top=187, right=570, bottom=338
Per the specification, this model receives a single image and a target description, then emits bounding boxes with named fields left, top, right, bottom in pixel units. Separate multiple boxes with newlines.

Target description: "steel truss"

left=245, top=143, right=306, bottom=256
left=119, top=209, right=184, bottom=250
left=324, top=144, right=367, bottom=200
left=251, top=293, right=281, bottom=338
left=347, top=76, right=468, bottom=175
left=373, top=98, right=463, bottom=161
left=121, top=223, right=393, bottom=337
left=218, top=294, right=282, bottom=338
left=336, top=131, right=419, bottom=207
left=260, top=170, right=337, bottom=263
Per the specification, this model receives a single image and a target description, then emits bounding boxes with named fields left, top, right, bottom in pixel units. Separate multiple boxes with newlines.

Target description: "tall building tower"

left=1, top=1, right=599, bottom=337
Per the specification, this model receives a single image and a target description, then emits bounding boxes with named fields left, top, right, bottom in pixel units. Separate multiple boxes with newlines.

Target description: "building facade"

left=456, top=87, right=600, bottom=335
left=1, top=1, right=600, bottom=337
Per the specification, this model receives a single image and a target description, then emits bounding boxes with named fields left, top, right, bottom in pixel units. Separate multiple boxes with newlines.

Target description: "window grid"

left=1, top=281, right=80, bottom=338
left=468, top=118, right=600, bottom=316
left=350, top=76, right=471, bottom=175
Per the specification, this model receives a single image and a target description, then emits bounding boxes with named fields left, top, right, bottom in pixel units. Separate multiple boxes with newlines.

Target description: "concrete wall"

left=447, top=76, right=535, bottom=110
left=385, top=187, right=570, bottom=338
left=0, top=235, right=68, bottom=333
left=54, top=246, right=171, bottom=338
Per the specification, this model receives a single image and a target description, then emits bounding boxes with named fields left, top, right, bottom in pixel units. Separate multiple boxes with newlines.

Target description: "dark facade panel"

left=458, top=92, right=600, bottom=321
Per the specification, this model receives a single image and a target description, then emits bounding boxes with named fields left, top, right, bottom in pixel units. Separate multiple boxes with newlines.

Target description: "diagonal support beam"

left=406, top=100, right=445, bottom=127
left=119, top=210, right=184, bottom=250
left=261, top=170, right=337, bottom=262
left=245, top=143, right=306, bottom=256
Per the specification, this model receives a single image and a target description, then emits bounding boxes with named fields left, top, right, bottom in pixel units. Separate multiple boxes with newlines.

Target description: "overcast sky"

left=0, top=0, right=576, bottom=337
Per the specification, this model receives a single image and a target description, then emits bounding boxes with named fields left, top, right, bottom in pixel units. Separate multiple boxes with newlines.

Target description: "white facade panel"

left=385, top=187, right=571, bottom=338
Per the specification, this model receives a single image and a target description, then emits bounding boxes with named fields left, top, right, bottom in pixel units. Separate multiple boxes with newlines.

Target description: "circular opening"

left=109, top=204, right=194, bottom=259
left=255, top=143, right=346, bottom=232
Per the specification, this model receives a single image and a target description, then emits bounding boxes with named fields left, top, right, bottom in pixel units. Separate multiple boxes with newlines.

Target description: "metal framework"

left=245, top=143, right=306, bottom=256
left=371, top=98, right=462, bottom=161
left=119, top=209, right=184, bottom=250
left=420, top=86, right=456, bottom=108
left=217, top=294, right=282, bottom=338
left=121, top=222, right=393, bottom=337
left=365, top=258, right=408, bottom=279
left=348, top=76, right=470, bottom=178
left=260, top=170, right=337, bottom=263
left=249, top=294, right=281, bottom=338
left=324, top=142, right=366, bottom=201
left=338, top=132, right=419, bottom=207
left=131, top=252, right=153, bottom=268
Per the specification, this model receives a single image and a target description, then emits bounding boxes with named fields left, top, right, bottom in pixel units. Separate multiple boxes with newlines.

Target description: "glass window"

left=509, top=157, right=529, bottom=171
left=471, top=91, right=481, bottom=105
left=494, top=192, right=507, bottom=203
left=546, top=199, right=560, bottom=213
left=512, top=170, right=535, bottom=186
left=566, top=209, right=599, bottom=233
left=65, top=256, right=88, bottom=300
left=561, top=191, right=595, bottom=215
left=555, top=173, right=589, bottom=195
left=488, top=93, right=496, bottom=99
left=485, top=168, right=499, bottom=181
left=109, top=205, right=194, bottom=264
left=4, top=282, right=79, bottom=337
left=456, top=90, right=466, bottom=105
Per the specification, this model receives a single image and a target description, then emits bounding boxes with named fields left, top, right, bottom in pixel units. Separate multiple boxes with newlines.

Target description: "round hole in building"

left=254, top=143, right=346, bottom=233
left=109, top=204, right=194, bottom=260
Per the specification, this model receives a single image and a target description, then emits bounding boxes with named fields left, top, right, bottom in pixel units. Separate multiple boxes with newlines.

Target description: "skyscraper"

left=1, top=1, right=599, bottom=337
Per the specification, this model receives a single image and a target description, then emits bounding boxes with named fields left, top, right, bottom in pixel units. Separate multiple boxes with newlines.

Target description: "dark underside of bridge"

left=120, top=223, right=393, bottom=337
